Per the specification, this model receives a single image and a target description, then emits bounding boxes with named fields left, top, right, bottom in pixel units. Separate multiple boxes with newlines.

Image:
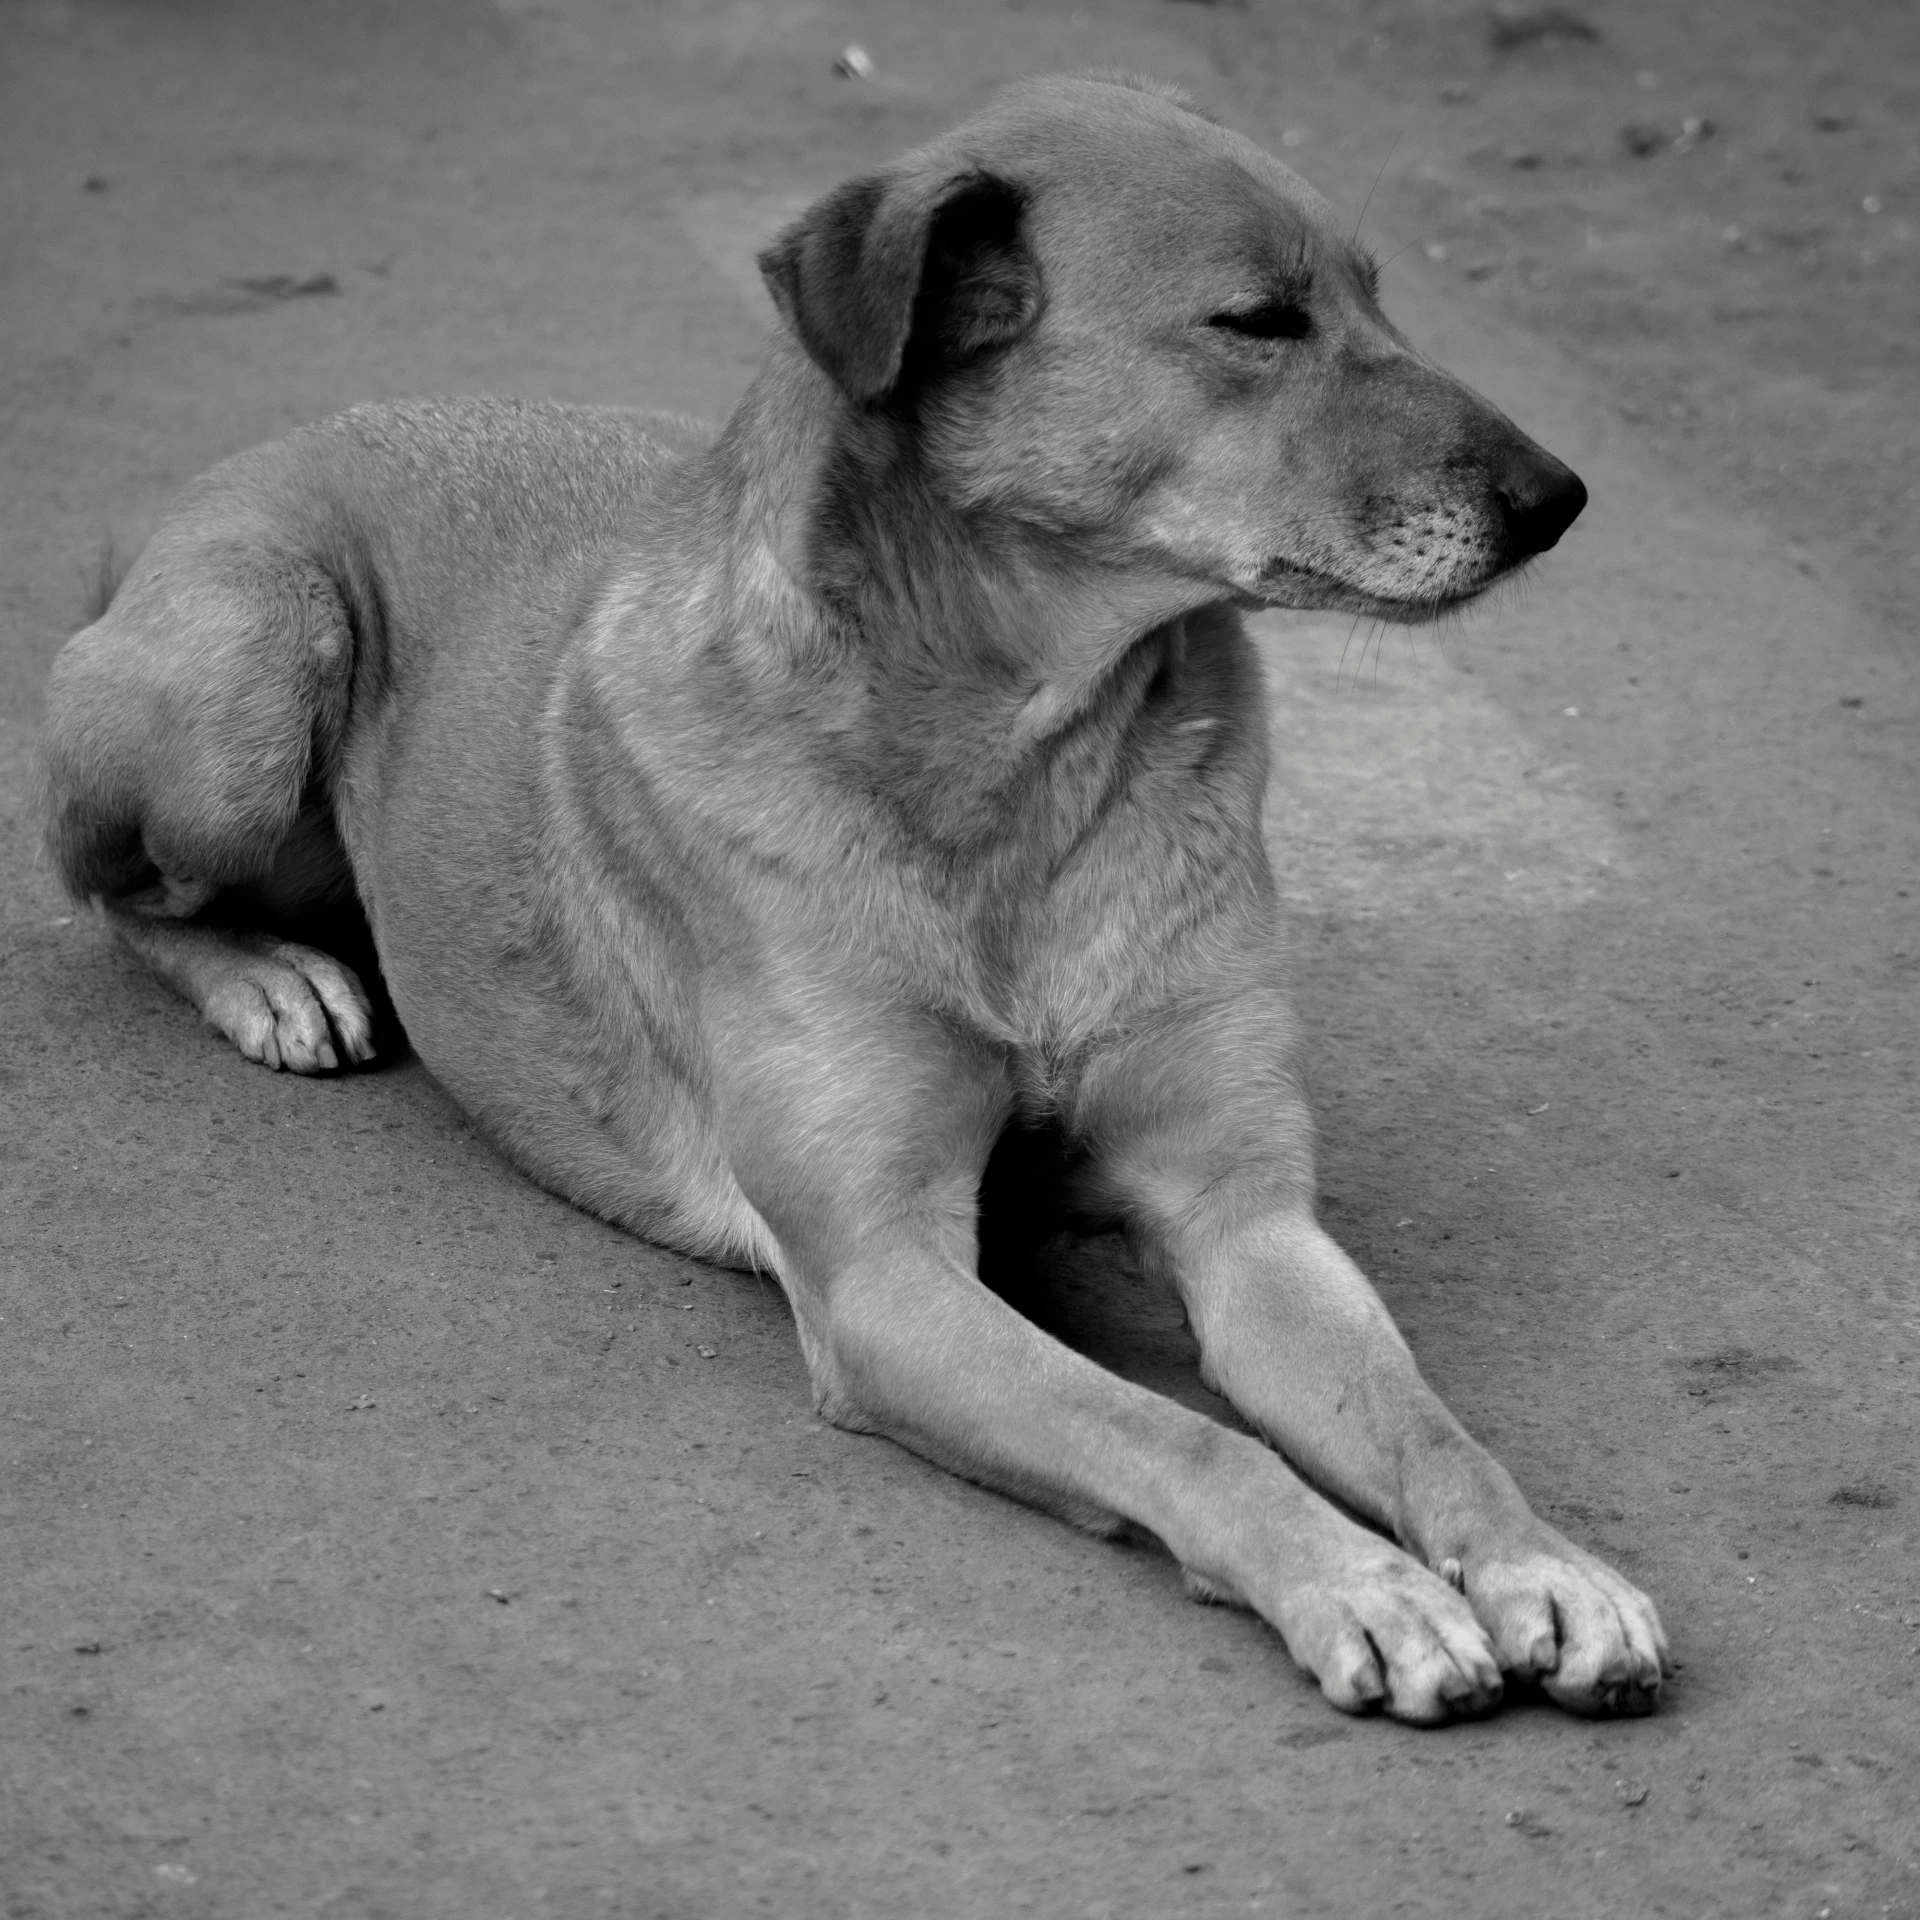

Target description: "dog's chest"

left=555, top=618, right=1272, bottom=1084
left=892, top=760, right=1271, bottom=1060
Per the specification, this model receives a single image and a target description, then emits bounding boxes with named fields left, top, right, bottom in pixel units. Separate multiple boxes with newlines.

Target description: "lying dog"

left=42, top=73, right=1668, bottom=1722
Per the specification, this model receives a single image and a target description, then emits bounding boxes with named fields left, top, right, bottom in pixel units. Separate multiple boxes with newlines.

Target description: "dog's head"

left=759, top=74, right=1584, bottom=624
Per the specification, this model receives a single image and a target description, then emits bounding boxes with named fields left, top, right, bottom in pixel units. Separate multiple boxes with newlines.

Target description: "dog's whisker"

left=1350, top=129, right=1404, bottom=246
left=1337, top=614, right=1363, bottom=695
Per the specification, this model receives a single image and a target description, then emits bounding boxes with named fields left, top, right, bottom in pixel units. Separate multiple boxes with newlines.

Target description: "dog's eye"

left=1208, top=301, right=1312, bottom=342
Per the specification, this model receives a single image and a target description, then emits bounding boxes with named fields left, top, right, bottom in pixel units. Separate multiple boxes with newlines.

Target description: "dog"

left=41, top=73, right=1669, bottom=1722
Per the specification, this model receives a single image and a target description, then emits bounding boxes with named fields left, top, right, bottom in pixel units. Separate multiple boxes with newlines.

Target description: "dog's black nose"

left=1495, top=451, right=1587, bottom=559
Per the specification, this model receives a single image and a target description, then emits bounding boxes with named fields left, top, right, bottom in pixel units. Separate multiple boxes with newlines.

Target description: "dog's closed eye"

left=1207, top=299, right=1312, bottom=341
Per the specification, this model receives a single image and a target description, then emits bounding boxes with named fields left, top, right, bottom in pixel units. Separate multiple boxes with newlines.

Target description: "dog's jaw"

left=1243, top=551, right=1505, bottom=623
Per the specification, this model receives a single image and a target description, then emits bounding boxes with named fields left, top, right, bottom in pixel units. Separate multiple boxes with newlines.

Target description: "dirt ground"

left=2, top=1, right=1917, bottom=1915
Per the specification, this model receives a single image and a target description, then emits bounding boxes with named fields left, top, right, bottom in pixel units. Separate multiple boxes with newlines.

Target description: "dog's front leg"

left=723, top=1017, right=1501, bottom=1724
left=1157, top=1210, right=1668, bottom=1714
left=1086, top=1036, right=1671, bottom=1715
left=791, top=1225, right=1504, bottom=1723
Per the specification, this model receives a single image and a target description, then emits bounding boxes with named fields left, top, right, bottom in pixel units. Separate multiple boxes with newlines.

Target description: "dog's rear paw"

left=1461, top=1526, right=1671, bottom=1716
left=202, top=942, right=376, bottom=1073
left=1278, top=1547, right=1505, bottom=1725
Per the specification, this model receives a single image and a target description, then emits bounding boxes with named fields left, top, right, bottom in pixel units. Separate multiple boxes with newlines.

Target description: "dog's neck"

left=705, top=353, right=1209, bottom=851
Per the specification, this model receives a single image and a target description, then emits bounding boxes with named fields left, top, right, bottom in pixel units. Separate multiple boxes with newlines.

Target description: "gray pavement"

left=3, top=4, right=1916, bottom=1916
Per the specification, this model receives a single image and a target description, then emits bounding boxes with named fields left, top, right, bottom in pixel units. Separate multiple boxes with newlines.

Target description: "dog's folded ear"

left=758, top=168, right=1038, bottom=406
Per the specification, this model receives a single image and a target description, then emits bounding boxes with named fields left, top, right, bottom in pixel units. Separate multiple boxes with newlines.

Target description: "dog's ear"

left=758, top=168, right=1038, bottom=405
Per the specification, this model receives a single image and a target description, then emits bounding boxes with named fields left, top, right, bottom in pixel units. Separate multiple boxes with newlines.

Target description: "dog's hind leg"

left=103, top=892, right=375, bottom=1076
left=42, top=503, right=375, bottom=1073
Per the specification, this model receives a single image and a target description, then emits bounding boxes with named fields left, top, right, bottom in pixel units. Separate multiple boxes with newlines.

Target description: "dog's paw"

left=202, top=942, right=376, bottom=1073
left=1277, top=1544, right=1505, bottom=1725
left=1457, top=1524, right=1671, bottom=1716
